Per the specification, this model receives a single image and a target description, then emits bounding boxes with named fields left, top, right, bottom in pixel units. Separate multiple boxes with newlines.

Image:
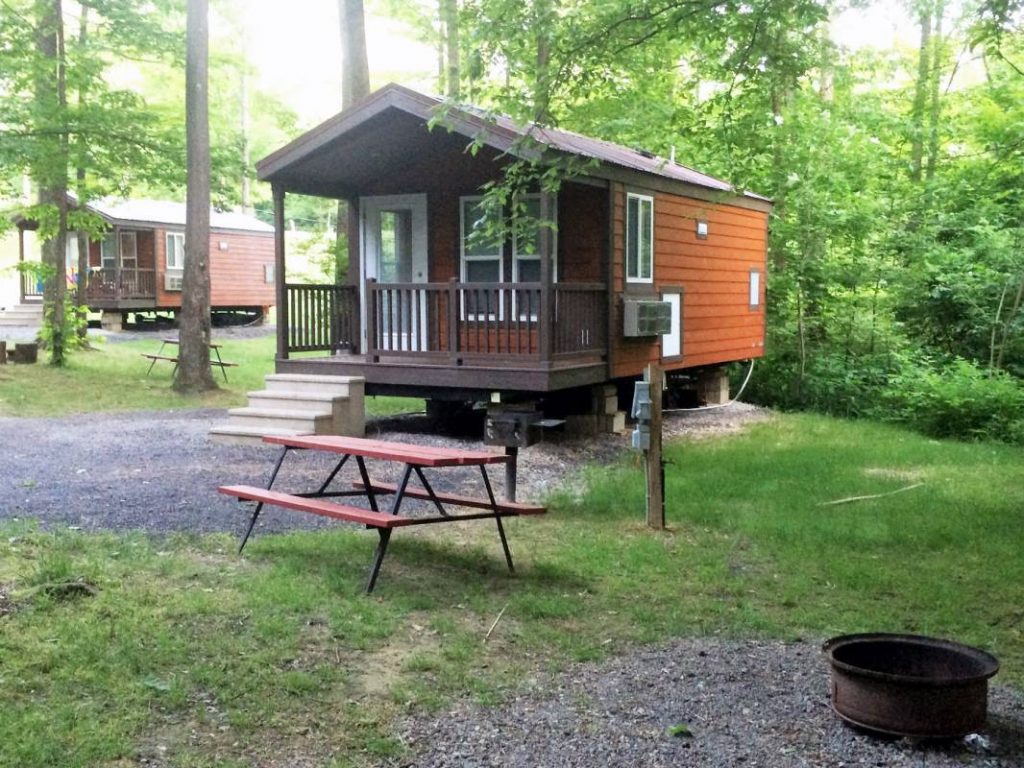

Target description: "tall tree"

left=334, top=0, right=371, bottom=285
left=33, top=0, right=70, bottom=365
left=441, top=0, right=460, bottom=97
left=339, top=0, right=371, bottom=107
left=175, top=0, right=216, bottom=393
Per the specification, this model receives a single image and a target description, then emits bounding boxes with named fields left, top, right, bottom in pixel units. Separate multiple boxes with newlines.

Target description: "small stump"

left=14, top=342, right=39, bottom=364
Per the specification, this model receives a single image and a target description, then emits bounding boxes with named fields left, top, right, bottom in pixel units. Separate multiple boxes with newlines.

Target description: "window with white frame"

left=166, top=232, right=185, bottom=270
left=512, top=194, right=557, bottom=318
left=460, top=196, right=503, bottom=318
left=749, top=268, right=762, bottom=309
left=100, top=233, right=117, bottom=269
left=626, top=193, right=654, bottom=283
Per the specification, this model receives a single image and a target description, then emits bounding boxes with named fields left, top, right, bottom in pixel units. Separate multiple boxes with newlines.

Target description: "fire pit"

left=823, top=633, right=999, bottom=738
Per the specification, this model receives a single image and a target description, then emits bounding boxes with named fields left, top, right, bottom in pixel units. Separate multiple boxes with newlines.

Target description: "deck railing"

left=21, top=270, right=43, bottom=300
left=282, top=280, right=607, bottom=363
left=286, top=283, right=359, bottom=353
left=85, top=268, right=156, bottom=301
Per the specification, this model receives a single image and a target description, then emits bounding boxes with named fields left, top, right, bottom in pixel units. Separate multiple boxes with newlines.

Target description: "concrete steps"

left=0, top=303, right=43, bottom=328
left=210, top=374, right=365, bottom=446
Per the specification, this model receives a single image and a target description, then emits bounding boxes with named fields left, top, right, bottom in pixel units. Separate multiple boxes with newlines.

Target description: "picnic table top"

left=263, top=434, right=510, bottom=467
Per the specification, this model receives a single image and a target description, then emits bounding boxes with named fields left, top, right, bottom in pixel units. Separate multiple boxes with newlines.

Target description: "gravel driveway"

left=2, top=403, right=1021, bottom=767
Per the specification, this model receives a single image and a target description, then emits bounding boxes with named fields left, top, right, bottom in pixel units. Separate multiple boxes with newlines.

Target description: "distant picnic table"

left=142, top=338, right=237, bottom=382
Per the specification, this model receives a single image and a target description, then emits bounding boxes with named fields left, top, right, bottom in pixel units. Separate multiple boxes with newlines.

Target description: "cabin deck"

left=277, top=351, right=609, bottom=398
left=278, top=281, right=610, bottom=397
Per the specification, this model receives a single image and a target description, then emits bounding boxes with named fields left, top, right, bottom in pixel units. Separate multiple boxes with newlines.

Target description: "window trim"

left=625, top=192, right=654, bottom=285
left=749, top=267, right=762, bottom=310
left=512, top=194, right=558, bottom=320
left=166, top=231, right=185, bottom=270
left=459, top=195, right=504, bottom=320
left=119, top=230, right=138, bottom=269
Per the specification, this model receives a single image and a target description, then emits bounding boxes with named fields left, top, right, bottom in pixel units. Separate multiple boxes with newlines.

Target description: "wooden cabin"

left=15, top=198, right=275, bottom=327
left=258, top=83, right=771, bottom=405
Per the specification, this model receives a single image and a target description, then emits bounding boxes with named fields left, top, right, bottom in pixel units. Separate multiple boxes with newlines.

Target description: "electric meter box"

left=623, top=299, right=672, bottom=337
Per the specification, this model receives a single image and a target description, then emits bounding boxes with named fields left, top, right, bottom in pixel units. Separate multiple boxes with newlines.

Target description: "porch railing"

left=283, top=280, right=607, bottom=363
left=21, top=270, right=43, bottom=300
left=85, top=268, right=156, bottom=301
left=286, top=283, right=359, bottom=353
left=363, top=280, right=608, bottom=362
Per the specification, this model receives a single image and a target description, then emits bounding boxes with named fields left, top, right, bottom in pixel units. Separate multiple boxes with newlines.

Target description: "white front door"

left=361, top=194, right=428, bottom=353
left=661, top=290, right=682, bottom=359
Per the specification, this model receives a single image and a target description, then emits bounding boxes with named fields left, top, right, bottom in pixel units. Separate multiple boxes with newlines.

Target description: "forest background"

left=1, top=0, right=1022, bottom=443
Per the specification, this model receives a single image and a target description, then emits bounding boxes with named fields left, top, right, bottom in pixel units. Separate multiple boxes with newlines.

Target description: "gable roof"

left=258, top=83, right=771, bottom=207
left=87, top=199, right=274, bottom=233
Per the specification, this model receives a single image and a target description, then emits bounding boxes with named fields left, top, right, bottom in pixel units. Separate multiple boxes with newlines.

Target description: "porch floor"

left=277, top=352, right=609, bottom=398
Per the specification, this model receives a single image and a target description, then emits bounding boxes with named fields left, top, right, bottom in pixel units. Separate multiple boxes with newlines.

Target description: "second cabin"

left=258, top=83, right=771, bottom=410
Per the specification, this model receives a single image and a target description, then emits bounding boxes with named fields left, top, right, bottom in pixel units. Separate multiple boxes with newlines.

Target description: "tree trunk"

left=533, top=0, right=553, bottom=123
left=34, top=0, right=69, bottom=366
left=336, top=0, right=371, bottom=286
left=924, top=0, right=945, bottom=183
left=75, top=6, right=89, bottom=340
left=240, top=30, right=252, bottom=214
left=441, top=0, right=459, bottom=98
left=175, top=0, right=216, bottom=393
left=339, top=0, right=370, bottom=109
left=909, top=3, right=932, bottom=184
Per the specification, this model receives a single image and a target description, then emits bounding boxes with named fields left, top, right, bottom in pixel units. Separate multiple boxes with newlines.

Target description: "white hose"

left=662, top=358, right=756, bottom=412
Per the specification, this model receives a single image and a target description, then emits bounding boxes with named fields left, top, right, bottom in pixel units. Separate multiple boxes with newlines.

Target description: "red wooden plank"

left=353, top=481, right=546, bottom=515
left=218, top=485, right=417, bottom=527
left=262, top=434, right=509, bottom=466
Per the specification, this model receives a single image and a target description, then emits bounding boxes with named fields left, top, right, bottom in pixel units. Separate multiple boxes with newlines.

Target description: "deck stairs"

left=209, top=374, right=365, bottom=446
left=0, top=302, right=43, bottom=328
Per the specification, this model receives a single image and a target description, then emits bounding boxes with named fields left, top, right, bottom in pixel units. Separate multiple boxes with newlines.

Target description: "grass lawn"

left=0, top=333, right=420, bottom=418
left=1, top=414, right=1022, bottom=766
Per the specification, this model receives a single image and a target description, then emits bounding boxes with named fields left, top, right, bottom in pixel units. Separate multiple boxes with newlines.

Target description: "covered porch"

left=261, top=85, right=613, bottom=397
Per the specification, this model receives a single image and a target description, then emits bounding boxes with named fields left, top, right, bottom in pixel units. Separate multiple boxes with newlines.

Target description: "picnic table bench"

left=219, top=434, right=546, bottom=592
left=142, top=338, right=237, bottom=382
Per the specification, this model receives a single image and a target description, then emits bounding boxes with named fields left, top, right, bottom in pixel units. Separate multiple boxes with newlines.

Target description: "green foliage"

left=875, top=357, right=1024, bottom=444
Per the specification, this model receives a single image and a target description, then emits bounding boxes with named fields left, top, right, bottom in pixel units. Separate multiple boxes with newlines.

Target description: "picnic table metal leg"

left=355, top=456, right=379, bottom=512
left=411, top=466, right=448, bottom=517
left=390, top=464, right=414, bottom=515
left=238, top=446, right=291, bottom=553
left=314, top=454, right=350, bottom=495
left=366, top=528, right=392, bottom=593
left=480, top=466, right=515, bottom=574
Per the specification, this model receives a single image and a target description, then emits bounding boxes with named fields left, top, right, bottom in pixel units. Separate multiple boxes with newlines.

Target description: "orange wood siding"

left=610, top=182, right=768, bottom=378
left=154, top=228, right=275, bottom=309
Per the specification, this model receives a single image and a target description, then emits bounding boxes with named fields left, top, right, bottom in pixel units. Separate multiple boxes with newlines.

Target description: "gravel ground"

left=397, top=637, right=1024, bottom=767
left=2, top=402, right=1021, bottom=767
left=0, top=402, right=767, bottom=535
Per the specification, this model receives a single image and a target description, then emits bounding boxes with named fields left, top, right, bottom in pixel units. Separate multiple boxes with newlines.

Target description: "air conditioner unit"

left=623, top=299, right=672, bottom=337
left=164, top=273, right=183, bottom=292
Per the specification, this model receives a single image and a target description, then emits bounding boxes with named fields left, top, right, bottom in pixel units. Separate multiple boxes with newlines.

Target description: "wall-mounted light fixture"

left=218, top=241, right=229, bottom=251
left=696, top=220, right=709, bottom=239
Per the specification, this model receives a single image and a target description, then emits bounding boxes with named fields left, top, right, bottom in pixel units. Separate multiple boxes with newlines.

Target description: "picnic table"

left=142, top=338, right=237, bottom=382
left=219, top=434, right=546, bottom=592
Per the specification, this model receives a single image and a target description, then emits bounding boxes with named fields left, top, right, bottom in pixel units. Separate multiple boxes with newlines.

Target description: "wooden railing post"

left=366, top=278, right=379, bottom=362
left=273, top=185, right=288, bottom=360
left=539, top=192, right=554, bottom=362
left=447, top=277, right=459, bottom=364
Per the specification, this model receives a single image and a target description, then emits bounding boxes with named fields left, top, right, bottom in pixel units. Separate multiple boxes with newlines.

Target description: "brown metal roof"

left=258, top=83, right=771, bottom=205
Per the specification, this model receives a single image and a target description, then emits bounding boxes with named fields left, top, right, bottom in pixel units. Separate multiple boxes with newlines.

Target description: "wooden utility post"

left=645, top=363, right=665, bottom=529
